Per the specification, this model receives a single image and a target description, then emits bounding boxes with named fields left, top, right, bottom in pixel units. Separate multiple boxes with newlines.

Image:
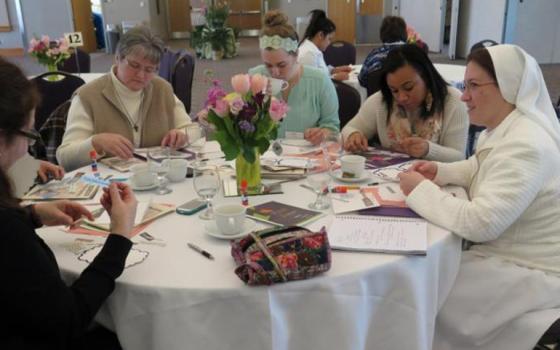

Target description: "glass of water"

left=192, top=162, right=220, bottom=220
left=306, top=170, right=331, bottom=210
left=147, top=147, right=172, bottom=195
left=321, top=130, right=343, bottom=176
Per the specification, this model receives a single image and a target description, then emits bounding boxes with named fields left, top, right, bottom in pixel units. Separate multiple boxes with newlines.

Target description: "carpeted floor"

left=6, top=37, right=560, bottom=116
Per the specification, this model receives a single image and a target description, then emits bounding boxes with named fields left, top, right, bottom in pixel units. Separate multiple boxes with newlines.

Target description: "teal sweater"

left=249, top=65, right=340, bottom=138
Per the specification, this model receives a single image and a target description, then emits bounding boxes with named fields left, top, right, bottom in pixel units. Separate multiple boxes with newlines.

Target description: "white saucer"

left=280, top=139, right=313, bottom=147
left=331, top=169, right=370, bottom=183
left=130, top=180, right=158, bottom=191
left=204, top=220, right=257, bottom=240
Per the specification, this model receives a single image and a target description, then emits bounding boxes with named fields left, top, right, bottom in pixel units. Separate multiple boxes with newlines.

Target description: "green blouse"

left=248, top=65, right=340, bottom=138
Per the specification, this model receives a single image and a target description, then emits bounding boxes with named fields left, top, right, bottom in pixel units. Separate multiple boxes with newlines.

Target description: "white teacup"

left=269, top=77, right=289, bottom=95
left=340, top=155, right=366, bottom=179
left=214, top=204, right=246, bottom=235
left=130, top=164, right=156, bottom=187
left=163, top=159, right=189, bottom=182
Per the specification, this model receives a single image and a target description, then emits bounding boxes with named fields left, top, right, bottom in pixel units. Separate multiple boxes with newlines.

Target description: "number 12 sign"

left=64, top=32, right=84, bottom=48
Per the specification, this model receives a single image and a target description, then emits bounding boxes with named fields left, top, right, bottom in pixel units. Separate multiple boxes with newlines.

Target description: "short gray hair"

left=116, top=26, right=165, bottom=64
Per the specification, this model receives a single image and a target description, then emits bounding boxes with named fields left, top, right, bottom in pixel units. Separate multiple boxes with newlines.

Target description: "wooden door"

left=169, top=0, right=191, bottom=34
left=359, top=0, right=383, bottom=16
left=70, top=0, right=97, bottom=53
left=227, top=0, right=262, bottom=32
left=327, top=0, right=355, bottom=44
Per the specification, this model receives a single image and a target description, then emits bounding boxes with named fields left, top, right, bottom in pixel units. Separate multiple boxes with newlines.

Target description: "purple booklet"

left=357, top=206, right=421, bottom=219
left=359, top=148, right=413, bottom=169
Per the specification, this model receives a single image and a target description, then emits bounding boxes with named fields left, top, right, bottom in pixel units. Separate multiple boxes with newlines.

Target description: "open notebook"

left=328, top=215, right=428, bottom=255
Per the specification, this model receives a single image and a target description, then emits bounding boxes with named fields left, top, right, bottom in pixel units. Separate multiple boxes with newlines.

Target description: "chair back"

left=332, top=80, right=361, bottom=129
left=158, top=48, right=195, bottom=113
left=555, top=96, right=560, bottom=120
left=58, top=48, right=91, bottom=73
left=324, top=41, right=356, bottom=67
left=31, top=72, right=85, bottom=131
left=29, top=100, right=72, bottom=164
left=470, top=39, right=499, bottom=53
left=366, top=69, right=384, bottom=97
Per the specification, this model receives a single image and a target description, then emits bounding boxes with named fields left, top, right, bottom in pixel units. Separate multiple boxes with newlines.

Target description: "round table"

left=37, top=145, right=461, bottom=350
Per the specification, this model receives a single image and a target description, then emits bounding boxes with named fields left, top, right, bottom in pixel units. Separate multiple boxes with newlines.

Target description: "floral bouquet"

left=199, top=73, right=289, bottom=191
left=28, top=35, right=71, bottom=72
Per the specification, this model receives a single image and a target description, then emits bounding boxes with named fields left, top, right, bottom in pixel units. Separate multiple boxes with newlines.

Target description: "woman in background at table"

left=297, top=9, right=352, bottom=81
left=249, top=10, right=339, bottom=145
left=57, top=26, right=192, bottom=171
left=342, top=44, right=468, bottom=162
left=0, top=58, right=138, bottom=349
left=399, top=45, right=560, bottom=350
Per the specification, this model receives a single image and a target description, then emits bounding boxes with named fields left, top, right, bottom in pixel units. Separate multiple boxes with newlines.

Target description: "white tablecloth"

left=37, top=143, right=462, bottom=350
left=75, top=72, right=104, bottom=84
left=344, top=63, right=466, bottom=104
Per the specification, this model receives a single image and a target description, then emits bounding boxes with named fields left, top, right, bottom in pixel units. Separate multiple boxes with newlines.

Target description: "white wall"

left=399, top=0, right=444, bottom=52
left=148, top=0, right=168, bottom=39
left=0, top=0, right=22, bottom=48
left=505, top=0, right=560, bottom=64
left=456, top=0, right=505, bottom=58
left=267, top=0, right=326, bottom=29
left=20, top=0, right=74, bottom=46
left=101, top=0, right=150, bottom=31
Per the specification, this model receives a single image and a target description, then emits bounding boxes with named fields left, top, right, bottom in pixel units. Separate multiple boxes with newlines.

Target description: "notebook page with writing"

left=328, top=215, right=428, bottom=255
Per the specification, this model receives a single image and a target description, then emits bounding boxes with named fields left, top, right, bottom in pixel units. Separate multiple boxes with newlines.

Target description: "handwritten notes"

left=328, top=215, right=427, bottom=255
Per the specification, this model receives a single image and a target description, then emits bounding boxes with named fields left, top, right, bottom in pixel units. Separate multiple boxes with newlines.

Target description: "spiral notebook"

left=328, top=215, right=427, bottom=255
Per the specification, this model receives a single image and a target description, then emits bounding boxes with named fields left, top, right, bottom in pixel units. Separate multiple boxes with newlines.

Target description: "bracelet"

left=25, top=205, right=43, bottom=228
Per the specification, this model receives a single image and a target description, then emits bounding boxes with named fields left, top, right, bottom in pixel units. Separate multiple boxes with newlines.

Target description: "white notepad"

left=328, top=215, right=428, bottom=255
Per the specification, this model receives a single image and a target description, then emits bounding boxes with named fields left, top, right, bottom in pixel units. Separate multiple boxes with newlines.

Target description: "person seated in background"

left=398, top=44, right=560, bottom=350
left=57, top=26, right=192, bottom=171
left=358, top=16, right=407, bottom=88
left=343, top=44, right=468, bottom=162
left=249, top=10, right=339, bottom=145
left=0, top=57, right=137, bottom=350
left=297, top=9, right=353, bottom=81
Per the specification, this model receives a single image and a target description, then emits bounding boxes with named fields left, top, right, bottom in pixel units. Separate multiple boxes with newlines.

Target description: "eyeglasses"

left=121, top=57, right=159, bottom=75
left=16, top=128, right=42, bottom=146
left=463, top=80, right=496, bottom=92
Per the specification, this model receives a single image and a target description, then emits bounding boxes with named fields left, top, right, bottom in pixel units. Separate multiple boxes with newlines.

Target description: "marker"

left=89, top=149, right=99, bottom=177
left=187, top=243, right=214, bottom=260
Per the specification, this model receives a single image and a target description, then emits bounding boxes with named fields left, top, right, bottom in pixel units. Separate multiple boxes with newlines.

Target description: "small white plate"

left=130, top=180, right=158, bottom=191
left=280, top=139, right=313, bottom=147
left=204, top=220, right=257, bottom=240
left=331, top=169, right=370, bottom=183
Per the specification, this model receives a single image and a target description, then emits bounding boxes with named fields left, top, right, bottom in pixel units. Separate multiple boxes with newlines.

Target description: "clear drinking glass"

left=306, top=170, right=331, bottom=210
left=321, top=131, right=343, bottom=176
left=192, top=162, right=220, bottom=220
left=186, top=123, right=207, bottom=156
left=147, top=147, right=172, bottom=195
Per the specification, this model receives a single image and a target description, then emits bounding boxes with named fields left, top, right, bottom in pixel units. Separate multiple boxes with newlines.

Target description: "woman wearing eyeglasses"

left=0, top=57, right=137, bottom=349
left=342, top=44, right=468, bottom=162
left=57, top=26, right=192, bottom=171
left=399, top=45, right=560, bottom=349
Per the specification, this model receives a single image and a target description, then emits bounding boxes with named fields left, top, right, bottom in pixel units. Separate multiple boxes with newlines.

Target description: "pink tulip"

left=231, top=74, right=251, bottom=94
left=211, top=98, right=229, bottom=118
left=269, top=98, right=289, bottom=121
left=250, top=74, right=268, bottom=95
left=41, top=35, right=50, bottom=47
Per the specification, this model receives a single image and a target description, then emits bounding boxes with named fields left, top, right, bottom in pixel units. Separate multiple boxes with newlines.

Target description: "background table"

left=345, top=63, right=466, bottom=103
left=37, top=145, right=462, bottom=350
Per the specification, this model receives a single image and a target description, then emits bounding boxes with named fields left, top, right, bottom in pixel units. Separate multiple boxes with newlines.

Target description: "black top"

left=0, top=207, right=132, bottom=349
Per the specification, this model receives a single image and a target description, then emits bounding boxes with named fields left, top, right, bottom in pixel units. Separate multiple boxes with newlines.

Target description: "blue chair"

left=332, top=80, right=361, bottom=129
left=324, top=41, right=356, bottom=67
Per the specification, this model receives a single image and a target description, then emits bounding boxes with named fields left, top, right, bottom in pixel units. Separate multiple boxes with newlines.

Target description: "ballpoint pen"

left=187, top=242, right=215, bottom=260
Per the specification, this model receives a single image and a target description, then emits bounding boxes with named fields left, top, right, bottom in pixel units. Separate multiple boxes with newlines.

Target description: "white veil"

left=487, top=44, right=560, bottom=151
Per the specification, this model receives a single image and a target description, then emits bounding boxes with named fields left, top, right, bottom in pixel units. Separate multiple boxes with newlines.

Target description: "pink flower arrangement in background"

left=200, top=73, right=289, bottom=162
left=28, top=35, right=71, bottom=68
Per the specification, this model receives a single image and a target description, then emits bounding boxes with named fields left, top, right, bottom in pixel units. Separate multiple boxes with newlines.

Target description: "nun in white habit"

left=398, top=44, right=560, bottom=350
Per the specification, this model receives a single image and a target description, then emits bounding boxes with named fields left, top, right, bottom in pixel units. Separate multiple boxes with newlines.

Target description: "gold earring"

left=425, top=91, right=433, bottom=112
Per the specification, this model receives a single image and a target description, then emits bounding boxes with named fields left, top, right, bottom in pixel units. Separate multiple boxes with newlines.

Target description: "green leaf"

left=213, top=130, right=239, bottom=160
left=242, top=145, right=256, bottom=163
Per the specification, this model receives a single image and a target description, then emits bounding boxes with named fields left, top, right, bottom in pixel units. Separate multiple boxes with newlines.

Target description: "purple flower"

left=238, top=120, right=255, bottom=133
left=228, top=95, right=245, bottom=115
left=205, top=80, right=226, bottom=108
left=238, top=104, right=257, bottom=120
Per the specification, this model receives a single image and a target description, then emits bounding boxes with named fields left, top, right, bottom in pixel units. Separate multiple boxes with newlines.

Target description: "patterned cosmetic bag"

left=230, top=226, right=332, bottom=286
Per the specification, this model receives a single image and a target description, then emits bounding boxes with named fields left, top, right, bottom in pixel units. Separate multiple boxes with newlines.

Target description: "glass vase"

left=46, top=63, right=59, bottom=81
left=235, top=150, right=261, bottom=194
